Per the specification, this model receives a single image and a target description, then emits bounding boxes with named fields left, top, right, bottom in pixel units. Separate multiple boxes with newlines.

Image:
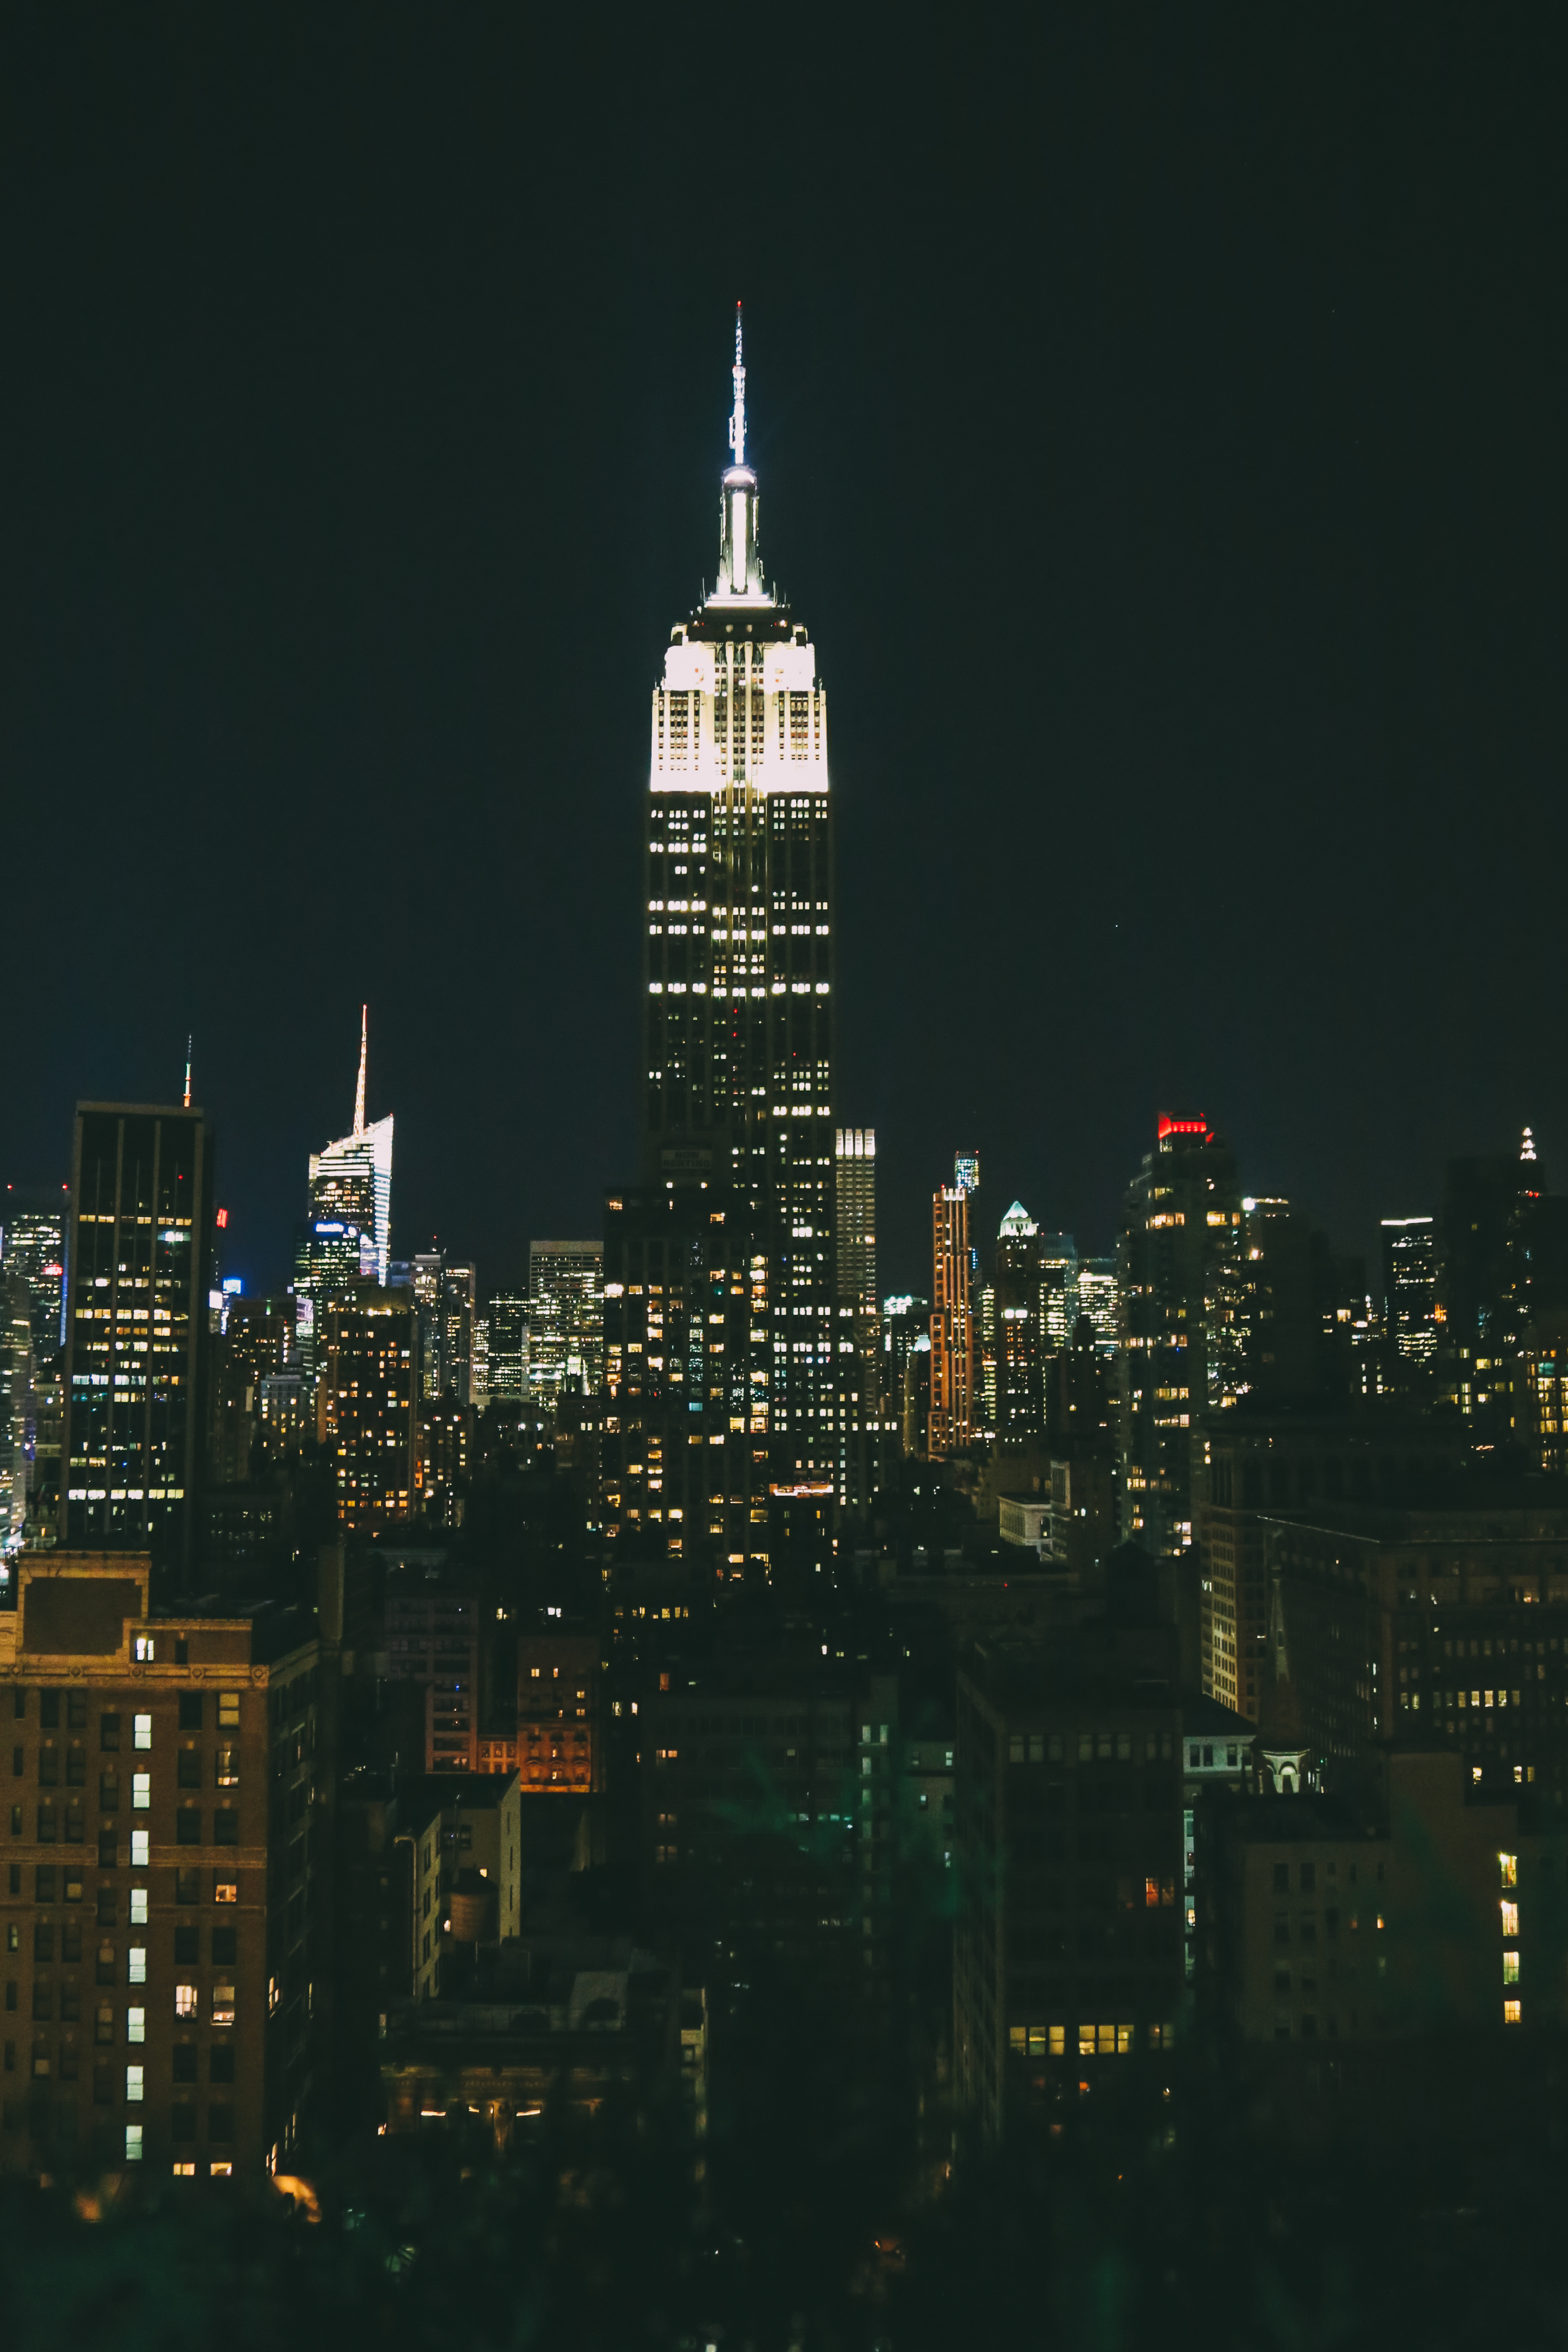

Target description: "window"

left=1300, top=1863, right=1316, bottom=1892
left=1502, top=1901, right=1520, bottom=1938
left=1504, top=1999, right=1522, bottom=2025
left=127, top=1946, right=146, bottom=1985
left=96, top=1943, right=115, bottom=1985
left=208, top=2103, right=234, bottom=2143
left=213, top=1879, right=237, bottom=1906
left=125, top=2064, right=144, bottom=2103
left=131, top=1832, right=149, bottom=1868
left=211, top=1927, right=237, bottom=1968
left=176, top=1810, right=201, bottom=1846
left=133, top=1715, right=151, bottom=1751
left=64, top=1869, right=83, bottom=1905
left=218, top=1694, right=240, bottom=1730
left=174, top=1926, right=198, bottom=1965
left=32, top=1984, right=52, bottom=2021
left=133, top=1639, right=155, bottom=1665
left=209, top=2044, right=235, bottom=2084
left=215, top=1746, right=239, bottom=1788
left=96, top=1888, right=116, bottom=1927
left=1500, top=1852, right=1518, bottom=1888
left=173, top=2044, right=198, bottom=2082
left=97, top=1832, right=117, bottom=1869
left=125, top=2123, right=144, bottom=2161
left=176, top=1870, right=199, bottom=1905
left=177, top=1751, right=202, bottom=1790
left=99, top=1771, right=120, bottom=1812
left=175, top=1984, right=197, bottom=2018
left=93, top=2059, right=114, bottom=2101
left=1503, top=1950, right=1520, bottom=1984
left=132, top=1775, right=151, bottom=1811
left=40, top=1694, right=59, bottom=1730
left=212, top=1983, right=236, bottom=2026
left=33, top=1923, right=54, bottom=1962
left=179, top=1696, right=203, bottom=1732
left=130, top=1888, right=147, bottom=1926
left=126, top=2007, right=145, bottom=2044
left=35, top=1865, right=55, bottom=1903
left=1078, top=2024, right=1096, bottom=2057
left=100, top=1714, right=121, bottom=1752
left=174, top=2097, right=199, bottom=2135
left=213, top=1807, right=239, bottom=1846
left=36, top=1802, right=56, bottom=1843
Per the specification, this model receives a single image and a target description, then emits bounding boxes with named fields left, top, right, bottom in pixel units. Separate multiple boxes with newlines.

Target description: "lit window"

left=212, top=1982, right=236, bottom=2025
left=131, top=1832, right=149, bottom=1868
left=132, top=1775, right=151, bottom=1811
left=133, top=1715, right=152, bottom=1751
left=210, top=2160, right=233, bottom=2178
left=1049, top=2026, right=1065, bottom=2057
left=1097, top=2024, right=1116, bottom=2055
left=133, top=1639, right=155, bottom=1664
left=1504, top=1999, right=1522, bottom=2025
left=1503, top=1950, right=1520, bottom=1984
left=125, top=2064, right=144, bottom=2103
left=218, top=1694, right=240, bottom=1729
left=125, top=2124, right=144, bottom=2162
left=214, top=1880, right=237, bottom=1905
left=1499, top=1852, right=1518, bottom=1888
left=175, top=1984, right=197, bottom=2018
left=127, top=1946, right=146, bottom=1984
left=126, top=2007, right=145, bottom=2044
left=172, top=2162, right=197, bottom=2177
left=130, top=1888, right=148, bottom=1925
left=1078, top=2024, right=1095, bottom=2058
left=1502, top=1900, right=1520, bottom=1938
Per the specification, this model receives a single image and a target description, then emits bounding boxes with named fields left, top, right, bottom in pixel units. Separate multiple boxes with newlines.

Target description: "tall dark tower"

left=61, top=1100, right=217, bottom=1586
left=640, top=308, right=837, bottom=1483
left=605, top=313, right=842, bottom=1580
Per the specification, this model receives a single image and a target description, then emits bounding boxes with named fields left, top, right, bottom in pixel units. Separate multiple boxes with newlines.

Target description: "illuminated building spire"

left=728, top=300, right=746, bottom=468
left=353, top=1004, right=368, bottom=1138
left=1522, top=1125, right=1538, bottom=1163
left=183, top=1035, right=192, bottom=1110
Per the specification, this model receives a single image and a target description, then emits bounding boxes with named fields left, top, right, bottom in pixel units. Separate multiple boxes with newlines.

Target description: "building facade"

left=929, top=1185, right=974, bottom=1459
left=527, top=1242, right=603, bottom=1405
left=61, top=1104, right=216, bottom=1585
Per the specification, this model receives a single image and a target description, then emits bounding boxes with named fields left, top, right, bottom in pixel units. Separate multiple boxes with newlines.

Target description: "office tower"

left=485, top=1295, right=528, bottom=1404
left=319, top=1279, right=416, bottom=1532
left=953, top=1619, right=1188, bottom=2144
left=528, top=1241, right=603, bottom=1405
left=207, top=1294, right=297, bottom=1487
left=0, top=1550, right=320, bottom=2185
left=307, top=1007, right=393, bottom=1286
left=1116, top=1115, right=1243, bottom=1556
left=953, top=1152, right=980, bottom=1197
left=1, top=1183, right=69, bottom=1368
left=835, top=1130, right=879, bottom=1500
left=994, top=1203, right=1044, bottom=1441
left=412, top=1253, right=444, bottom=1400
left=0, top=1275, right=33, bottom=1552
left=1038, top=1233, right=1079, bottom=1353
left=409, top=1252, right=479, bottom=1405
left=61, top=1103, right=216, bottom=1584
left=1077, top=1259, right=1119, bottom=1355
left=878, top=1296, right=930, bottom=1449
left=414, top=1392, right=470, bottom=1528
left=929, top=1184, right=974, bottom=1459
left=601, top=1187, right=766, bottom=1575
left=1380, top=1216, right=1437, bottom=1377
left=469, top=1313, right=489, bottom=1412
left=634, top=311, right=837, bottom=1487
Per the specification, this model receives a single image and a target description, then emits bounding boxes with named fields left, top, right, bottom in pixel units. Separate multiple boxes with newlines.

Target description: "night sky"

left=4, top=12, right=1563, bottom=1299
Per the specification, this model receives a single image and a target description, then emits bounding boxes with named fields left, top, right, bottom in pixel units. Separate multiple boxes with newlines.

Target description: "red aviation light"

left=1157, top=1116, right=1210, bottom=1142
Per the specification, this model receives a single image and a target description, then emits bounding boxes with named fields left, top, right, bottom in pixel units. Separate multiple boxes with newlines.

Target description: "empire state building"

left=603, top=312, right=844, bottom=1578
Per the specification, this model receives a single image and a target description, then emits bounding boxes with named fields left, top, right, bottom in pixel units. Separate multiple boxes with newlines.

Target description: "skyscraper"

left=993, top=1202, right=1044, bottom=1440
left=1380, top=1215, right=1437, bottom=1378
left=528, top=1241, right=603, bottom=1403
left=61, top=1103, right=216, bottom=1581
left=0, top=1182, right=69, bottom=1367
left=484, top=1294, right=529, bottom=1404
left=929, top=1184, right=974, bottom=1459
left=835, top=1129, right=879, bottom=1500
left=1116, top=1115, right=1242, bottom=1555
left=636, top=309, right=837, bottom=1484
left=307, top=1007, right=393, bottom=1285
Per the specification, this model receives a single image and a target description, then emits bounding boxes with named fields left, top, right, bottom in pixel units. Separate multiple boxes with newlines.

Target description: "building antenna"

left=183, top=1035, right=192, bottom=1110
left=728, top=301, right=746, bottom=469
left=353, top=1005, right=368, bottom=1139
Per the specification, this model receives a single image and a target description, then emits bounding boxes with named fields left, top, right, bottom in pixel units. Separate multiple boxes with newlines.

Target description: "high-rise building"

left=1077, top=1259, right=1119, bottom=1356
left=1116, top=1115, right=1243, bottom=1556
left=1, top=1183, right=69, bottom=1368
left=929, top=1185, right=974, bottom=1459
left=1039, top=1233, right=1079, bottom=1353
left=834, top=1130, right=879, bottom=1501
left=878, top=1296, right=930, bottom=1452
left=1380, top=1216, right=1437, bottom=1375
left=410, top=1252, right=478, bottom=1405
left=308, top=1007, right=393, bottom=1286
left=0, top=1549, right=321, bottom=2185
left=633, top=310, right=838, bottom=1487
left=61, top=1103, right=216, bottom=1585
left=319, top=1279, right=416, bottom=1532
left=0, top=1275, right=33, bottom=1554
left=484, top=1295, right=528, bottom=1405
left=528, top=1242, right=603, bottom=1404
left=994, top=1203, right=1044, bottom=1441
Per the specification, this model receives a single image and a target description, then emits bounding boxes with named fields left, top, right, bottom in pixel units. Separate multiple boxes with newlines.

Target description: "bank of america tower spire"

left=629, top=306, right=842, bottom=1508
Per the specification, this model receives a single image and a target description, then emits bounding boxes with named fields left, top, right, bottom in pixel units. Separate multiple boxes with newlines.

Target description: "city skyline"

left=4, top=17, right=1562, bottom=1302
